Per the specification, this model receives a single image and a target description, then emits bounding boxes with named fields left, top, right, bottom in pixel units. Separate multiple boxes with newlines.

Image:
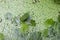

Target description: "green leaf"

left=0, top=33, right=4, bottom=40
left=54, top=0, right=60, bottom=4
left=43, top=29, right=48, bottom=37
left=44, top=19, right=55, bottom=26
left=20, top=23, right=29, bottom=33
left=20, top=12, right=29, bottom=22
left=30, top=19, right=36, bottom=26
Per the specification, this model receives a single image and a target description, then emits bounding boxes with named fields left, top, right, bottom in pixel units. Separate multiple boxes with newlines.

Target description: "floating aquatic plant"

left=44, top=18, right=55, bottom=27
left=0, top=33, right=4, bottom=40
left=20, top=12, right=36, bottom=33
left=20, top=23, right=29, bottom=33
left=20, top=13, right=29, bottom=22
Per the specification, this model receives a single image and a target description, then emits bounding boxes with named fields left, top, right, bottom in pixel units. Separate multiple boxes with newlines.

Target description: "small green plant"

left=30, top=19, right=36, bottom=26
left=20, top=13, right=29, bottom=22
left=20, top=12, right=36, bottom=33
left=20, top=22, right=29, bottom=33
left=0, top=33, right=4, bottom=40
left=44, top=18, right=55, bottom=27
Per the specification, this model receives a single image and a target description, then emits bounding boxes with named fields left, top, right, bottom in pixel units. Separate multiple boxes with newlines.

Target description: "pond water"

left=0, top=0, right=60, bottom=40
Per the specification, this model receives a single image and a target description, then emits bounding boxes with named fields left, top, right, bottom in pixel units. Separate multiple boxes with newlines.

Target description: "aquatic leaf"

left=30, top=19, right=36, bottom=26
left=44, top=19, right=55, bottom=26
left=20, top=13, right=29, bottom=22
left=20, top=23, right=29, bottom=33
left=0, top=33, right=4, bottom=40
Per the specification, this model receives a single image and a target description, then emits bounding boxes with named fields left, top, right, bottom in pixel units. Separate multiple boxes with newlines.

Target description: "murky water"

left=0, top=0, right=60, bottom=40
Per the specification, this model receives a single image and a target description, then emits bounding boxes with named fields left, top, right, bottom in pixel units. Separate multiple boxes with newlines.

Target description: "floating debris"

left=14, top=17, right=20, bottom=24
